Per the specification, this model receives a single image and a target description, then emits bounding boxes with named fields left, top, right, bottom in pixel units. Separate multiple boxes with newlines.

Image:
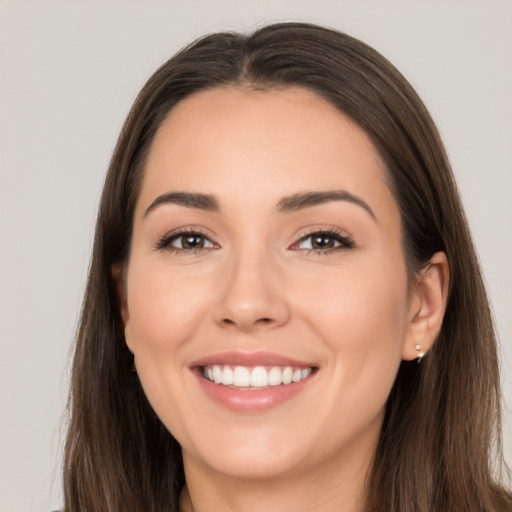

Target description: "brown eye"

left=156, top=231, right=216, bottom=252
left=310, top=234, right=337, bottom=249
left=294, top=231, right=354, bottom=252
left=173, top=234, right=209, bottom=249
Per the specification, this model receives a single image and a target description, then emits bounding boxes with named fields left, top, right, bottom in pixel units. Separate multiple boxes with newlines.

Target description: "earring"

left=414, top=344, right=425, bottom=364
left=130, top=353, right=137, bottom=373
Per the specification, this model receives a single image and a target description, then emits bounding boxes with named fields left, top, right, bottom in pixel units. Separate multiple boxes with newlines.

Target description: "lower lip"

left=193, top=370, right=314, bottom=413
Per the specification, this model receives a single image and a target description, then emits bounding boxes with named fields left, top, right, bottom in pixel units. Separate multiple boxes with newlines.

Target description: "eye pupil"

left=182, top=235, right=203, bottom=248
left=312, top=235, right=334, bottom=249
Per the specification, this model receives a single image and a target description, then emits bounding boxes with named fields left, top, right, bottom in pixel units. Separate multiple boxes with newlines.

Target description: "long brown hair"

left=63, top=22, right=511, bottom=511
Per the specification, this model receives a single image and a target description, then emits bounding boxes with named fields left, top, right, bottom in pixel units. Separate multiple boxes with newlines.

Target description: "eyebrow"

left=143, top=189, right=376, bottom=221
left=277, top=190, right=377, bottom=221
left=144, top=191, right=220, bottom=217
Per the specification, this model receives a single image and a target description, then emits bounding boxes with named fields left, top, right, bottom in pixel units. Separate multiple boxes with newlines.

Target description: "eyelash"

left=155, top=228, right=354, bottom=255
left=292, top=229, right=355, bottom=254
left=155, top=228, right=216, bottom=255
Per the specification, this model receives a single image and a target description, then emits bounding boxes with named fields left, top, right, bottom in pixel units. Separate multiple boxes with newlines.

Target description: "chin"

left=181, top=426, right=313, bottom=481
left=198, top=450, right=306, bottom=481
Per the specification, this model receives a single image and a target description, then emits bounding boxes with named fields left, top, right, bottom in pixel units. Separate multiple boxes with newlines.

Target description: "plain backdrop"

left=0, top=1, right=511, bottom=510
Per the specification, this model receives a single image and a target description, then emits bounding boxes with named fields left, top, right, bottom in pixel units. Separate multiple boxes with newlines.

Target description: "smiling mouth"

left=201, top=364, right=315, bottom=389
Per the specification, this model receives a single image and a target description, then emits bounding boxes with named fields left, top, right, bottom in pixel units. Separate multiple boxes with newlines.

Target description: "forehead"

left=138, top=86, right=394, bottom=215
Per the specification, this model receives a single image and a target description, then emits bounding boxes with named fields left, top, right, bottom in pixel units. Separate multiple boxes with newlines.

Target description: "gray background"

left=1, top=1, right=510, bottom=510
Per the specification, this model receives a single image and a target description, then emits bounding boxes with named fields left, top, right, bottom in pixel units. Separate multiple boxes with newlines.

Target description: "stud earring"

left=414, top=344, right=425, bottom=363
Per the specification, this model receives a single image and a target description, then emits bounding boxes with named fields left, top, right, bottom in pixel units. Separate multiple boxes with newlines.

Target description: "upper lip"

left=189, top=351, right=315, bottom=369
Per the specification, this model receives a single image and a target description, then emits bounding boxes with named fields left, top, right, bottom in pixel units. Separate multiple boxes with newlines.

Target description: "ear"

left=402, top=252, right=450, bottom=361
left=112, top=263, right=134, bottom=353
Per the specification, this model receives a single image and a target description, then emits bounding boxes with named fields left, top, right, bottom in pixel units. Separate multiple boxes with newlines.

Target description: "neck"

left=180, top=440, right=375, bottom=512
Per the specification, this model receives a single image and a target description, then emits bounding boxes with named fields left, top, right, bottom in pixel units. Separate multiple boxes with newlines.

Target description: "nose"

left=213, top=249, right=291, bottom=332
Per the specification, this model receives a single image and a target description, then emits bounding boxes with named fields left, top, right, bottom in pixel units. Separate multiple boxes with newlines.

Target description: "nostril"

left=220, top=317, right=273, bottom=327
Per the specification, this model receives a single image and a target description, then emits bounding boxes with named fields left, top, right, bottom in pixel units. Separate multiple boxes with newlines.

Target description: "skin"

left=117, top=87, right=449, bottom=512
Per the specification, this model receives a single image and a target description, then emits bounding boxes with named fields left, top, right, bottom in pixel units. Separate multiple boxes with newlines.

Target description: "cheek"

left=298, top=257, right=408, bottom=349
left=125, top=260, right=212, bottom=360
left=295, top=259, right=409, bottom=414
left=124, top=260, right=213, bottom=436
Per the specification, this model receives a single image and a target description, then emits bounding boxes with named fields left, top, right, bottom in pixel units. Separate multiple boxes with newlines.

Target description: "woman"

left=62, top=22, right=511, bottom=512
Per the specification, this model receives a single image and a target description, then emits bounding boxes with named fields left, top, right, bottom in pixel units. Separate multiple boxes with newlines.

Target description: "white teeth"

left=250, top=366, right=269, bottom=387
left=233, top=366, right=251, bottom=387
left=212, top=365, right=222, bottom=384
left=301, top=368, right=311, bottom=379
left=282, top=366, right=293, bottom=385
left=221, top=366, right=233, bottom=385
left=202, top=364, right=313, bottom=388
left=268, top=367, right=283, bottom=386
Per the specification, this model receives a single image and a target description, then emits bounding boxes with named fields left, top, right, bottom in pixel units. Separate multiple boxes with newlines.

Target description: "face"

left=120, top=87, right=418, bottom=482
